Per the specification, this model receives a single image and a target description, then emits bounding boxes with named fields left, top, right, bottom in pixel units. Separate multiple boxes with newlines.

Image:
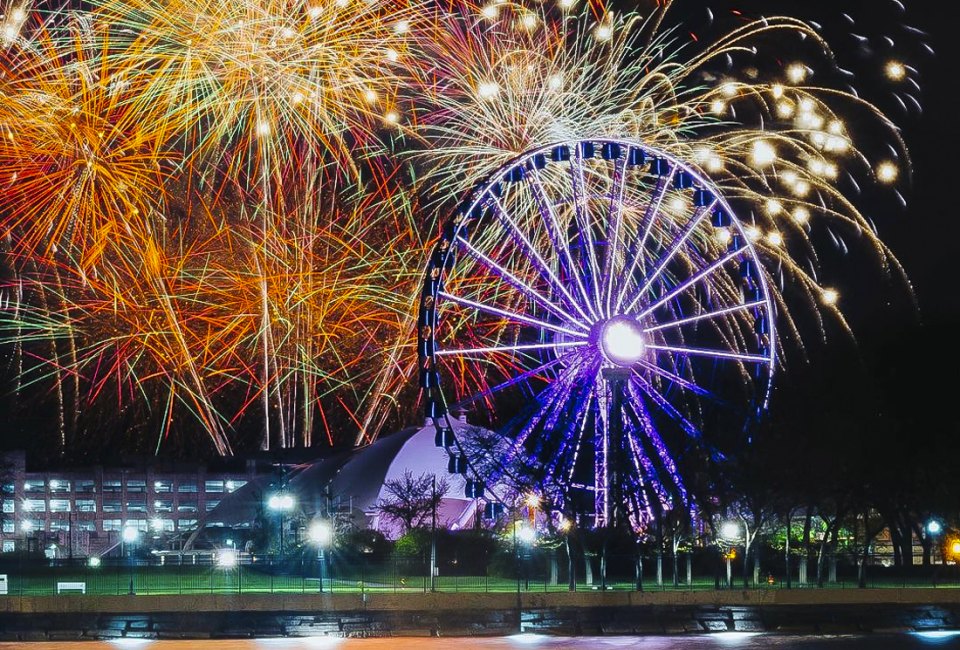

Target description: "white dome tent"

left=184, top=415, right=496, bottom=548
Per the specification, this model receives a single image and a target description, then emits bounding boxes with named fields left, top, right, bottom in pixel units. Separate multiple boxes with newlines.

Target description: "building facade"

left=0, top=451, right=262, bottom=558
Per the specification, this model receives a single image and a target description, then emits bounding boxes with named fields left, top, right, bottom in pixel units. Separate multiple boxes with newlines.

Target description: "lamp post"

left=517, top=522, right=536, bottom=591
left=122, top=525, right=140, bottom=595
left=308, top=520, right=334, bottom=593
left=720, top=521, right=741, bottom=590
left=267, top=493, right=296, bottom=558
left=927, top=520, right=942, bottom=565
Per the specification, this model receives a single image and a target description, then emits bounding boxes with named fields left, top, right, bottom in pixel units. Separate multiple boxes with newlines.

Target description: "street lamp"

left=721, top=521, right=741, bottom=541
left=719, top=522, right=741, bottom=589
left=267, top=493, right=296, bottom=557
left=515, top=522, right=536, bottom=592
left=927, top=520, right=943, bottom=565
left=217, top=548, right=238, bottom=568
left=308, top=520, right=334, bottom=593
left=122, top=526, right=140, bottom=595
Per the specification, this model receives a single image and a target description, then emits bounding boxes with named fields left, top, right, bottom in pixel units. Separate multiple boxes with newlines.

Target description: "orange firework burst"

left=0, top=15, right=171, bottom=269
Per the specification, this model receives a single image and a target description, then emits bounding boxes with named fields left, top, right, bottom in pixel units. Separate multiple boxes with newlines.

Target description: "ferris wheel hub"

left=599, top=316, right=646, bottom=367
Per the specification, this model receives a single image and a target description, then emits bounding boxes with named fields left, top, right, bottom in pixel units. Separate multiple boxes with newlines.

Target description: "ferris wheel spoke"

left=633, top=246, right=747, bottom=319
left=568, top=150, right=604, bottom=311
left=543, top=385, right=593, bottom=480
left=455, top=237, right=588, bottom=329
left=603, top=154, right=629, bottom=318
left=438, top=291, right=588, bottom=339
left=488, top=195, right=591, bottom=323
left=526, top=167, right=597, bottom=321
left=629, top=373, right=702, bottom=440
left=436, top=340, right=587, bottom=357
left=643, top=300, right=767, bottom=334
left=646, top=343, right=769, bottom=364
left=624, top=398, right=688, bottom=502
left=620, top=200, right=717, bottom=314
left=635, top=360, right=715, bottom=399
left=450, top=355, right=567, bottom=410
left=506, top=356, right=597, bottom=460
left=623, top=423, right=672, bottom=509
left=615, top=168, right=676, bottom=311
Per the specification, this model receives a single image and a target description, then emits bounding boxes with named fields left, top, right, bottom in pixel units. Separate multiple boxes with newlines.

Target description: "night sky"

left=1, top=0, right=957, bottom=464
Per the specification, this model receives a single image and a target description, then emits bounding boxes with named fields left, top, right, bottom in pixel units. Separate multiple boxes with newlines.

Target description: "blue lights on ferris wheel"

left=418, top=138, right=777, bottom=528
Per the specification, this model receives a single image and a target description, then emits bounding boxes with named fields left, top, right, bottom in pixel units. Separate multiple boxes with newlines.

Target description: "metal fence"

left=1, top=550, right=959, bottom=596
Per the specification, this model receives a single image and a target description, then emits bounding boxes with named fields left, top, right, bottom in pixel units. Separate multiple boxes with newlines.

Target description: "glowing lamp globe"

left=308, top=521, right=334, bottom=547
left=268, top=494, right=295, bottom=511
left=122, top=526, right=140, bottom=544
left=517, top=525, right=536, bottom=545
left=927, top=520, right=942, bottom=535
left=600, top=317, right=646, bottom=367
left=721, top=521, right=741, bottom=540
left=217, top=549, right=238, bottom=568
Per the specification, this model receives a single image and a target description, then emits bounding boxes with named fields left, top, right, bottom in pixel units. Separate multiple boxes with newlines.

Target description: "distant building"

left=185, top=416, right=498, bottom=548
left=0, top=450, right=262, bottom=557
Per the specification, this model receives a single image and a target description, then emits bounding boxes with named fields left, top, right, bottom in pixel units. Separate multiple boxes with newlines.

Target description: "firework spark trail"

left=408, top=0, right=916, bottom=367
left=0, top=0, right=925, bottom=457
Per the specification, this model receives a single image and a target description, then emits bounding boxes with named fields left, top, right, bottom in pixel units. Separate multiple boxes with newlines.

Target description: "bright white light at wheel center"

left=600, top=318, right=645, bottom=366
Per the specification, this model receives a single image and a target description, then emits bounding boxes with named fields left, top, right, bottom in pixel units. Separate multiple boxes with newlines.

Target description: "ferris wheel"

left=418, top=138, right=777, bottom=528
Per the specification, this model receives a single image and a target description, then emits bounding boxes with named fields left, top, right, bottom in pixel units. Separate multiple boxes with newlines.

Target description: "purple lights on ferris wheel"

left=418, top=138, right=777, bottom=528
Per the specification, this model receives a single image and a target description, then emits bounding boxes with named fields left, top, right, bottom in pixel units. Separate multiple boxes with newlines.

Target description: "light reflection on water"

left=0, top=635, right=958, bottom=650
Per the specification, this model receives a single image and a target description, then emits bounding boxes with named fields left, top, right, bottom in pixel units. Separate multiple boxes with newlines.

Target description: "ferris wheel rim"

left=417, top=137, right=779, bottom=519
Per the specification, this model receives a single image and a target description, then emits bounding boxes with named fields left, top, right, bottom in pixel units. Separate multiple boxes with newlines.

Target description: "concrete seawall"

left=1, top=590, right=959, bottom=641
left=5, top=588, right=960, bottom=614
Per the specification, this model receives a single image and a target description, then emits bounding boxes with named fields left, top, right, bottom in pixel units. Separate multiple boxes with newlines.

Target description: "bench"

left=56, top=581, right=86, bottom=594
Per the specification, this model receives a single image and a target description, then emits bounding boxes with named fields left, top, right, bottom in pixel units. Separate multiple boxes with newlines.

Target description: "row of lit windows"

left=3, top=499, right=221, bottom=514
left=2, top=479, right=245, bottom=494
left=2, top=519, right=202, bottom=534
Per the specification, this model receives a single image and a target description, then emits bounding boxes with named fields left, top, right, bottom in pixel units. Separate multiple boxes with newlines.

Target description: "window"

left=22, top=520, right=42, bottom=533
left=204, top=480, right=224, bottom=493
left=177, top=500, right=198, bottom=513
left=49, top=499, right=71, bottom=513
left=153, top=499, right=173, bottom=512
left=125, top=519, right=148, bottom=532
left=2, top=540, right=14, bottom=553
left=1, top=483, right=13, bottom=494
left=75, top=480, right=95, bottom=493
left=1, top=499, right=13, bottom=514
left=102, top=480, right=122, bottom=493
left=126, top=480, right=146, bottom=493
left=76, top=521, right=96, bottom=532
left=23, top=499, right=45, bottom=513
left=177, top=482, right=198, bottom=493
left=102, top=519, right=122, bottom=532
left=24, top=480, right=45, bottom=492
left=153, top=480, right=172, bottom=493
left=76, top=499, right=96, bottom=513
left=177, top=519, right=198, bottom=530
left=126, top=500, right=147, bottom=513
left=205, top=500, right=221, bottom=512
left=225, top=480, right=246, bottom=492
left=48, top=479, right=71, bottom=493
left=50, top=520, right=70, bottom=532
left=2, top=521, right=13, bottom=533
left=154, top=519, right=175, bottom=533
left=102, top=500, right=122, bottom=513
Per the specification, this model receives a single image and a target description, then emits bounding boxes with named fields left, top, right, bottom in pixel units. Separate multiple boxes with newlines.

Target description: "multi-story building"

left=0, top=451, right=264, bottom=557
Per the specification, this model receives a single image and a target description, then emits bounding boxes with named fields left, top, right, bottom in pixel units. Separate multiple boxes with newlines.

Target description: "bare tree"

left=376, top=471, right=449, bottom=534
